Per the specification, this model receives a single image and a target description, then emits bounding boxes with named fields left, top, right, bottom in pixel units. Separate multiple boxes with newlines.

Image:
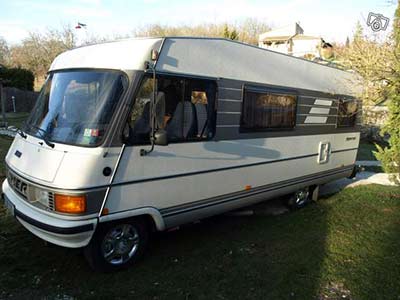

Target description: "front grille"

left=6, top=169, right=28, bottom=199
left=7, top=168, right=55, bottom=212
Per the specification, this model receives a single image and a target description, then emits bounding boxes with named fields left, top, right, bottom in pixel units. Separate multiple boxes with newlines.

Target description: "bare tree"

left=237, top=18, right=271, bottom=45
left=0, top=36, right=10, bottom=66
left=335, top=25, right=394, bottom=105
left=133, top=19, right=270, bottom=45
left=9, top=26, right=77, bottom=89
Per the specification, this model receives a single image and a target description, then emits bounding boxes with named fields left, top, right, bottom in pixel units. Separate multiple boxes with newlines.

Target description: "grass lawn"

left=0, top=113, right=29, bottom=177
left=1, top=185, right=400, bottom=299
left=0, top=114, right=398, bottom=299
left=356, top=141, right=380, bottom=161
left=4, top=112, right=30, bottom=129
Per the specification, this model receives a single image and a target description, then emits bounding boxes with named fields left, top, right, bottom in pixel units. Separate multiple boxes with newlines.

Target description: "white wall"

left=260, top=38, right=320, bottom=58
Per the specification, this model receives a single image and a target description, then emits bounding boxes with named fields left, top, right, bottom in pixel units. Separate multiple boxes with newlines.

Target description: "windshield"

left=25, top=70, right=127, bottom=146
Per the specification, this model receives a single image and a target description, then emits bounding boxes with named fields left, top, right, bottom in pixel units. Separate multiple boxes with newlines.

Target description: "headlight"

left=34, top=188, right=50, bottom=207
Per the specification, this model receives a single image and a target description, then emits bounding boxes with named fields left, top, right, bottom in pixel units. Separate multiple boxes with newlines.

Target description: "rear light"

left=54, top=194, right=86, bottom=214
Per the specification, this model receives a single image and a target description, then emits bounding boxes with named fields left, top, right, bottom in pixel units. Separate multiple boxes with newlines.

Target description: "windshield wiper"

left=8, top=126, right=27, bottom=139
left=17, top=128, right=27, bottom=139
left=25, top=124, right=55, bottom=148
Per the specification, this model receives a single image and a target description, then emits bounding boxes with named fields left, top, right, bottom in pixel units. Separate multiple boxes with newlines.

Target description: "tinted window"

left=337, top=99, right=357, bottom=127
left=241, top=87, right=297, bottom=130
left=126, top=76, right=216, bottom=145
left=25, top=70, right=126, bottom=146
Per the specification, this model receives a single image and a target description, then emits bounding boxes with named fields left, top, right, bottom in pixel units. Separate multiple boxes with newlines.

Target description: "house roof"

left=262, top=34, right=321, bottom=42
left=259, top=23, right=304, bottom=41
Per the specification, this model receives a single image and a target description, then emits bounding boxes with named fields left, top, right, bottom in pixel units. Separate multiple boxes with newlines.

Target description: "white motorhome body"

left=2, top=37, right=361, bottom=270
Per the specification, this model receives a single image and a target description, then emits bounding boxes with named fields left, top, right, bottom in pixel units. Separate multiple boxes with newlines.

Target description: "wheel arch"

left=98, top=207, right=166, bottom=231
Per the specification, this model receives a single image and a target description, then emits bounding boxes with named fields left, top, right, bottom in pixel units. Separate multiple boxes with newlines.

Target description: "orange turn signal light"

left=55, top=194, right=86, bottom=214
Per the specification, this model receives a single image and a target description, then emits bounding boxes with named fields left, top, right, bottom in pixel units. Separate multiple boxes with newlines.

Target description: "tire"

left=286, top=187, right=311, bottom=210
left=84, top=218, right=149, bottom=272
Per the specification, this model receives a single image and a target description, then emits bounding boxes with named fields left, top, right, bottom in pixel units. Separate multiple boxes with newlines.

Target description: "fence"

left=3, top=87, right=39, bottom=113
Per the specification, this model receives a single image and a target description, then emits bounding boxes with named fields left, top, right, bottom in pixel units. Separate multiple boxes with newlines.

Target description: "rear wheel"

left=286, top=187, right=311, bottom=210
left=84, top=218, right=149, bottom=272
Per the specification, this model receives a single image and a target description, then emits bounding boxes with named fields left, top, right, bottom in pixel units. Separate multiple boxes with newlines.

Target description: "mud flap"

left=311, top=185, right=319, bottom=202
left=348, top=165, right=361, bottom=179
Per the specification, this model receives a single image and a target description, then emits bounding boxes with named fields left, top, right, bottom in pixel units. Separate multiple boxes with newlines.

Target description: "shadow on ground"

left=1, top=184, right=400, bottom=299
left=0, top=199, right=329, bottom=300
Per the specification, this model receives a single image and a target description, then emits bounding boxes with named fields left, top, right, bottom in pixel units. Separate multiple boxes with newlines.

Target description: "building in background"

left=258, top=23, right=333, bottom=60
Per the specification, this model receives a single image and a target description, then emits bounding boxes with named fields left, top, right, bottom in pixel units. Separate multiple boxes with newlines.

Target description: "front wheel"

left=84, top=218, right=149, bottom=272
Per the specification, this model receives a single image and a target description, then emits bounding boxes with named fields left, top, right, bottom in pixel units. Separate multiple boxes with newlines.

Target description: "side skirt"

left=161, top=165, right=353, bottom=228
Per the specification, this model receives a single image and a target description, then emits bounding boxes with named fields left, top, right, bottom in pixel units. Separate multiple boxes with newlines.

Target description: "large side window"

left=240, top=86, right=297, bottom=131
left=337, top=99, right=358, bottom=127
left=126, top=75, right=216, bottom=145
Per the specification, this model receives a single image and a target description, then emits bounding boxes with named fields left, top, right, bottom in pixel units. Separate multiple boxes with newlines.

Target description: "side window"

left=191, top=90, right=209, bottom=138
left=337, top=99, right=358, bottom=127
left=127, top=78, right=153, bottom=145
left=126, top=76, right=216, bottom=145
left=240, top=86, right=297, bottom=131
left=161, top=77, right=216, bottom=142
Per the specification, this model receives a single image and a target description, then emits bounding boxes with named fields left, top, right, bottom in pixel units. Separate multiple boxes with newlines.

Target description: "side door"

left=106, top=74, right=220, bottom=213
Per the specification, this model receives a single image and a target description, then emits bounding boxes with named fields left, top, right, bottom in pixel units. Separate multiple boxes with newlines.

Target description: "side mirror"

left=154, top=129, right=168, bottom=146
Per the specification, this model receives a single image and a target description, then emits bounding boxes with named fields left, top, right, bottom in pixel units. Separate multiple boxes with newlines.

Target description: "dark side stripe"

left=160, top=165, right=353, bottom=217
left=15, top=209, right=94, bottom=234
left=112, top=148, right=358, bottom=187
left=5, top=147, right=358, bottom=191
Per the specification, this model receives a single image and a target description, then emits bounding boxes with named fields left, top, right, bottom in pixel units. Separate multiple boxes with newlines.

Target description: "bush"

left=374, top=1, right=400, bottom=184
left=0, top=67, right=34, bottom=91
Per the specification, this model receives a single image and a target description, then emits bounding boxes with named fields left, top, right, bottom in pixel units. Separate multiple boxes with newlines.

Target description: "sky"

left=0, top=0, right=397, bottom=45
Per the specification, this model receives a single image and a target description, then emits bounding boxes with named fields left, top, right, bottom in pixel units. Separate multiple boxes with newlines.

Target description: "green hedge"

left=0, top=67, right=34, bottom=91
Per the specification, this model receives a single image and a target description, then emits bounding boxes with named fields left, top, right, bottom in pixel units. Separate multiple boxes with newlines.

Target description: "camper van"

left=2, top=37, right=361, bottom=271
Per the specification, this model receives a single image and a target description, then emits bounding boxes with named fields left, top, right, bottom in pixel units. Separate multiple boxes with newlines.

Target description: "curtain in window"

left=242, top=90, right=296, bottom=129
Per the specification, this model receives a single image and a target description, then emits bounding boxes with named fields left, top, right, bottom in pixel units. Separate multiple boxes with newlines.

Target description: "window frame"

left=240, top=85, right=298, bottom=132
left=336, top=98, right=358, bottom=128
left=124, top=73, right=218, bottom=146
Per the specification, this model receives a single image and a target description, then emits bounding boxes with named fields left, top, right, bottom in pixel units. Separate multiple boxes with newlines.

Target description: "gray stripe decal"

left=218, top=87, right=242, bottom=91
left=111, top=148, right=357, bottom=188
left=309, top=107, right=330, bottom=114
left=217, top=111, right=241, bottom=114
left=215, top=126, right=359, bottom=139
left=218, top=99, right=242, bottom=102
left=296, top=123, right=336, bottom=127
left=315, top=99, right=333, bottom=106
left=299, top=97, right=339, bottom=107
left=298, top=104, right=338, bottom=109
left=218, top=88, right=242, bottom=100
left=218, top=100, right=242, bottom=112
left=297, top=115, right=337, bottom=124
left=297, top=114, right=337, bottom=117
left=160, top=165, right=354, bottom=217
left=305, top=116, right=328, bottom=124
left=297, top=105, right=337, bottom=115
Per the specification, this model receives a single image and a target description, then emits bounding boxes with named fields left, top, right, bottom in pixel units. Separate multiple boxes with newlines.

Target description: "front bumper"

left=2, top=179, right=97, bottom=248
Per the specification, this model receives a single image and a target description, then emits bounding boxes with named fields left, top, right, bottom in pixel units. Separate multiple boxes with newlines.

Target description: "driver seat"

left=166, top=101, right=197, bottom=140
